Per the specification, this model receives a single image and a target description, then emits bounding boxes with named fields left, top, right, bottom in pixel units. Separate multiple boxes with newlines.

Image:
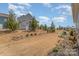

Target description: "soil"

left=0, top=30, right=62, bottom=56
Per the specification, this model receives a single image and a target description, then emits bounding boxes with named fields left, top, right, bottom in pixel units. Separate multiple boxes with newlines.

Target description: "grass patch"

left=52, top=47, right=59, bottom=53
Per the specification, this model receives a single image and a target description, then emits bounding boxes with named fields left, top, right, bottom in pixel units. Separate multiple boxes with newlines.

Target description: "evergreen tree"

left=6, top=10, right=19, bottom=31
left=50, top=21, right=55, bottom=32
left=44, top=24, right=48, bottom=31
left=29, top=17, right=38, bottom=31
left=39, top=24, right=44, bottom=30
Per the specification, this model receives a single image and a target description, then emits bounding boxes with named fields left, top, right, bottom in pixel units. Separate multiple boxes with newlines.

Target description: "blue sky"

left=0, top=3, right=75, bottom=27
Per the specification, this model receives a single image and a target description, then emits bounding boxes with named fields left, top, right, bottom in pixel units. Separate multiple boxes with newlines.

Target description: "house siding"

left=17, top=14, right=33, bottom=30
left=0, top=16, right=7, bottom=29
left=19, top=21, right=29, bottom=30
left=0, top=13, right=33, bottom=30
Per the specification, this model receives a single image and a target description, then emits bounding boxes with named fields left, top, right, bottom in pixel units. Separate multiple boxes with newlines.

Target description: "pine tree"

left=29, top=17, right=38, bottom=31
left=50, top=21, right=55, bottom=32
left=39, top=24, right=44, bottom=30
left=6, top=10, right=19, bottom=31
left=44, top=24, right=48, bottom=31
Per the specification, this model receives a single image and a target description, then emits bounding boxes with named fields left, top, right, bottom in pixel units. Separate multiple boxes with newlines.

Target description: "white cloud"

left=17, top=3, right=31, bottom=7
left=39, top=16, right=50, bottom=20
left=14, top=11, right=26, bottom=17
left=55, top=5, right=71, bottom=10
left=55, top=4, right=72, bottom=16
left=38, top=16, right=51, bottom=26
left=8, top=3, right=25, bottom=10
left=17, top=3, right=32, bottom=9
left=52, top=16, right=66, bottom=23
left=8, top=3, right=32, bottom=17
left=8, top=4, right=17, bottom=10
left=17, top=6, right=25, bottom=9
left=43, top=3, right=52, bottom=8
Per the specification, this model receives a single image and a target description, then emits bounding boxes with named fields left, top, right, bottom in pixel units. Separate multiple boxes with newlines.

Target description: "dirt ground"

left=0, top=30, right=63, bottom=56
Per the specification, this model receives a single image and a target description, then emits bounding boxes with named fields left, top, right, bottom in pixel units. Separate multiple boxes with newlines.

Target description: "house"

left=17, top=13, right=33, bottom=30
left=0, top=13, right=33, bottom=30
left=0, top=13, right=8, bottom=29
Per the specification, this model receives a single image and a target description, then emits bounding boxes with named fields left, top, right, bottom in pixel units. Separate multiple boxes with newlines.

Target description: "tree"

left=59, top=25, right=63, bottom=30
left=39, top=24, right=48, bottom=31
left=43, top=24, right=48, bottom=31
left=6, top=10, right=19, bottom=31
left=50, top=21, right=55, bottom=32
left=29, top=17, right=38, bottom=31
left=39, top=24, right=44, bottom=30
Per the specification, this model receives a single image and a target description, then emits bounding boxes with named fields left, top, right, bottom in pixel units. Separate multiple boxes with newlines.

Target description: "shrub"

left=62, top=31, right=67, bottom=35
left=69, top=30, right=74, bottom=36
left=30, top=33, right=33, bottom=36
left=69, top=36, right=76, bottom=44
left=26, top=34, right=29, bottom=37
left=68, top=29, right=77, bottom=44
left=52, top=47, right=59, bottom=53
left=12, top=36, right=21, bottom=41
left=58, top=31, right=68, bottom=38
left=34, top=33, right=37, bottom=36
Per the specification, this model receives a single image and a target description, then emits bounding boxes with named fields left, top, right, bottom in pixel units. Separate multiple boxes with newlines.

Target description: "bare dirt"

left=0, top=30, right=62, bottom=56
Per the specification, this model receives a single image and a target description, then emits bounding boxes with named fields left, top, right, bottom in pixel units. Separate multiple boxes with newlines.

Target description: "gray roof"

left=0, top=13, right=8, bottom=17
left=17, top=13, right=33, bottom=23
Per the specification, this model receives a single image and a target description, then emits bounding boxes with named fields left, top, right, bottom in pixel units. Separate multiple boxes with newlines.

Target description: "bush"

left=34, top=33, right=37, bottom=36
left=30, top=33, right=33, bottom=36
left=69, top=36, right=76, bottom=44
left=68, top=29, right=77, bottom=44
left=47, top=28, right=55, bottom=33
left=52, top=47, right=59, bottom=53
left=51, top=29, right=55, bottom=32
left=69, top=30, right=74, bottom=36
left=58, top=31, right=67, bottom=38
left=26, top=34, right=29, bottom=37
left=62, top=31, right=67, bottom=35
left=12, top=36, right=21, bottom=41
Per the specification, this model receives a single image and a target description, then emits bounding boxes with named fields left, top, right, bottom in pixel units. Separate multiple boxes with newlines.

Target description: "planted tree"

left=39, top=24, right=44, bottom=30
left=59, top=25, right=64, bottom=30
left=6, top=10, right=19, bottom=31
left=29, top=17, right=38, bottom=31
left=50, top=21, right=55, bottom=32
left=43, top=24, right=48, bottom=31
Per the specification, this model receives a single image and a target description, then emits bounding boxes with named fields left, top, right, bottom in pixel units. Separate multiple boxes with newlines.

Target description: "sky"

left=0, top=3, right=75, bottom=27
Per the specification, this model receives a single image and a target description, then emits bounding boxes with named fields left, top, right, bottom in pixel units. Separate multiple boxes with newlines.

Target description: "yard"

left=0, top=30, right=63, bottom=56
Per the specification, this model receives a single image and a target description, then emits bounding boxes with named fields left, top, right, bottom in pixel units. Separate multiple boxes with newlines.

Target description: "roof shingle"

left=0, top=13, right=8, bottom=17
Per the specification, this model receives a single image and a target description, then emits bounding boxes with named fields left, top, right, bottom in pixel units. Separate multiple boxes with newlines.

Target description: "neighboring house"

left=0, top=13, right=8, bottom=29
left=0, top=13, right=33, bottom=30
left=17, top=13, right=33, bottom=30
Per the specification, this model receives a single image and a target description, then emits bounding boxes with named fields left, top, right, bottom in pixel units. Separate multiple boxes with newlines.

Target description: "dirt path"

left=0, top=30, right=62, bottom=56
